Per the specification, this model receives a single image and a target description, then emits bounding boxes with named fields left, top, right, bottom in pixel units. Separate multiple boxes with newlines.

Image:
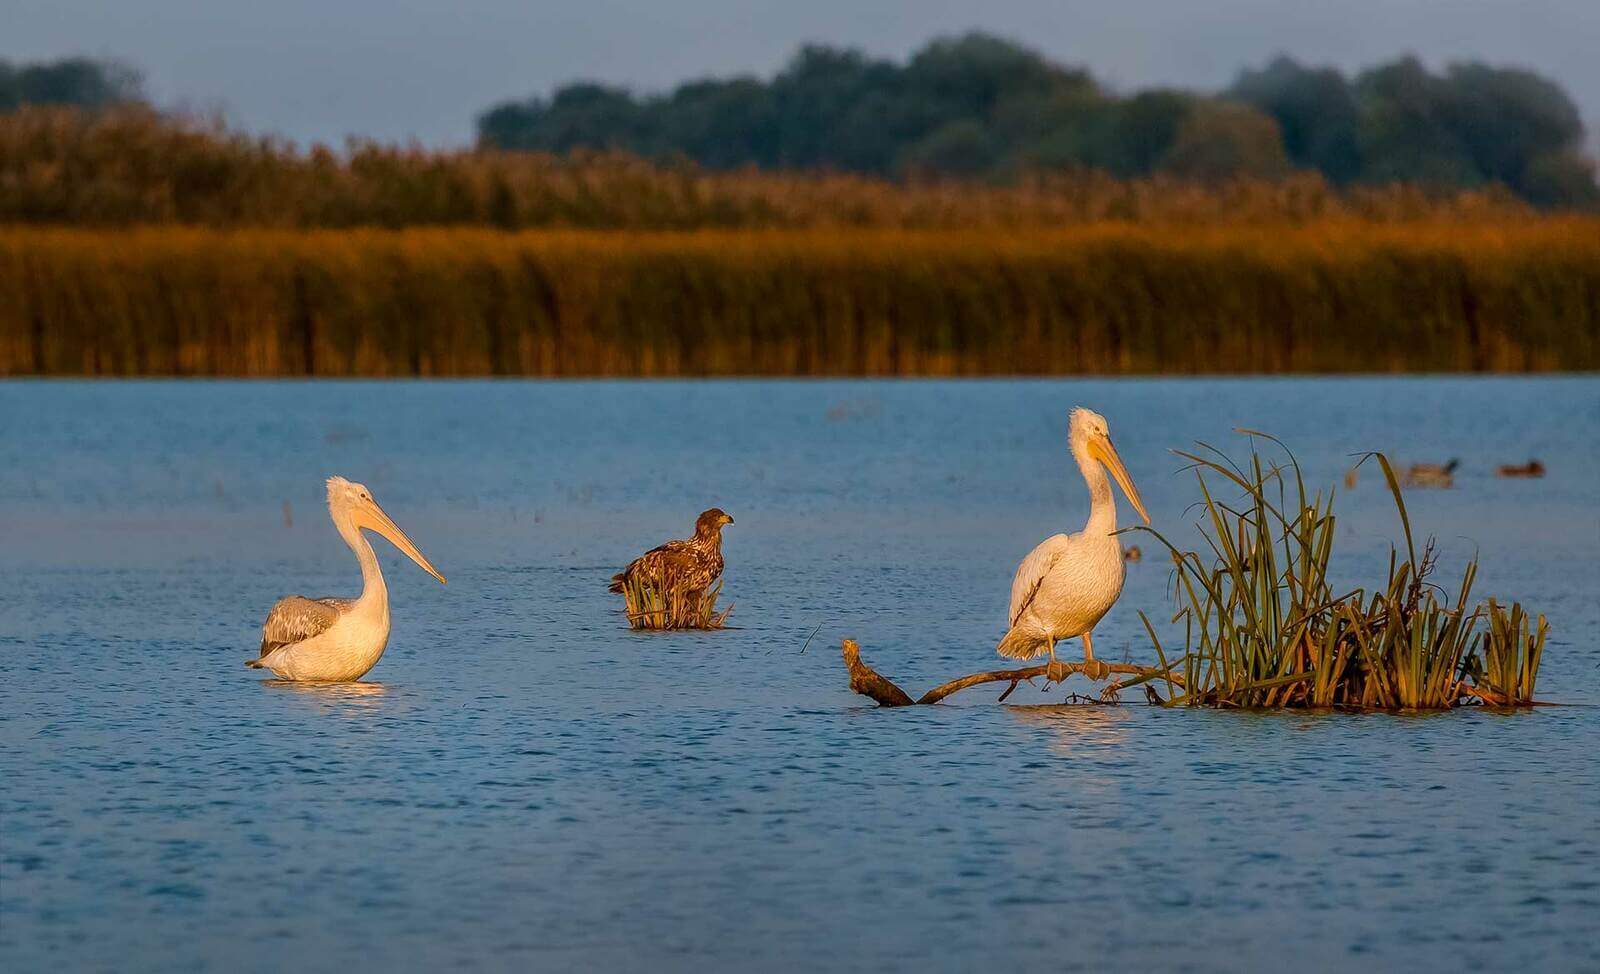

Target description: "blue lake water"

left=1, top=378, right=1597, bottom=972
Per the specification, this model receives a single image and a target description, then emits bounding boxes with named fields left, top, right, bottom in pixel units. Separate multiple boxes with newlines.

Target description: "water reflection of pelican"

left=1006, top=703, right=1131, bottom=756
left=261, top=679, right=392, bottom=714
left=247, top=477, right=445, bottom=682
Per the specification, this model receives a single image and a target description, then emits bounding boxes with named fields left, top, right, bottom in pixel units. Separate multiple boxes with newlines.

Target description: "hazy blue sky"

left=7, top=0, right=1597, bottom=147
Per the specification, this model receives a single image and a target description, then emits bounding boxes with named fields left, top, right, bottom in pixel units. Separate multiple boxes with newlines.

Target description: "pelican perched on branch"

left=997, top=408, right=1149, bottom=681
left=247, top=477, right=445, bottom=682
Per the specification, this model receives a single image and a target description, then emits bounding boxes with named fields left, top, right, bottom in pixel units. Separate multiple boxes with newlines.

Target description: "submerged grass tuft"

left=621, top=576, right=731, bottom=631
left=1134, top=432, right=1548, bottom=710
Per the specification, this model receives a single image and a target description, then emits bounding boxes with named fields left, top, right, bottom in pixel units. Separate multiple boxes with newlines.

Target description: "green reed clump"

left=621, top=576, right=731, bottom=631
left=1135, top=433, right=1549, bottom=710
left=1471, top=599, right=1548, bottom=705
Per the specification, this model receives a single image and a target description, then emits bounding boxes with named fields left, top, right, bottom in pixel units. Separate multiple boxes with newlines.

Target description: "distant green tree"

left=1518, top=150, right=1600, bottom=208
left=477, top=83, right=650, bottom=153
left=997, top=87, right=1108, bottom=171
left=1101, top=90, right=1196, bottom=176
left=1230, top=56, right=1362, bottom=182
left=769, top=45, right=920, bottom=172
left=1160, top=101, right=1290, bottom=180
left=902, top=32, right=1075, bottom=120
left=1008, top=89, right=1194, bottom=177
left=0, top=56, right=143, bottom=111
left=656, top=78, right=779, bottom=168
left=1435, top=62, right=1587, bottom=199
left=473, top=36, right=1596, bottom=206
left=898, top=119, right=1000, bottom=177
left=1355, top=57, right=1484, bottom=188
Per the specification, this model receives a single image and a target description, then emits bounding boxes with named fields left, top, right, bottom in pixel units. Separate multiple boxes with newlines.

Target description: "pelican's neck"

left=1071, top=435, right=1117, bottom=536
left=334, top=511, right=388, bottom=610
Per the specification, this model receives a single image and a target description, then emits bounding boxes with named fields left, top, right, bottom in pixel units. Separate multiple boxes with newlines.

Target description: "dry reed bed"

left=1, top=222, right=1596, bottom=376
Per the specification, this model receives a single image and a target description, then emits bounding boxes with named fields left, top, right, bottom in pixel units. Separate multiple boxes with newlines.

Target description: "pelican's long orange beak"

left=355, top=500, right=447, bottom=584
left=1090, top=435, right=1150, bottom=525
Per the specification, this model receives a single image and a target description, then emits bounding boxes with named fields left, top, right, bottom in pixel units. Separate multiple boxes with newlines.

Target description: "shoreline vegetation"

left=3, top=222, right=1595, bottom=376
left=476, top=35, right=1598, bottom=210
left=1, top=107, right=1571, bottom=231
left=1, top=107, right=1596, bottom=377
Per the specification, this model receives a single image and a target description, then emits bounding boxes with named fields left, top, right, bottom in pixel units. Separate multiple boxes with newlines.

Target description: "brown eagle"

left=609, top=508, right=734, bottom=599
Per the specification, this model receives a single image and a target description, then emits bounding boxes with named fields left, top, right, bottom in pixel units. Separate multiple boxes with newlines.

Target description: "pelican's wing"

left=1009, top=534, right=1074, bottom=627
left=259, top=596, right=351, bottom=657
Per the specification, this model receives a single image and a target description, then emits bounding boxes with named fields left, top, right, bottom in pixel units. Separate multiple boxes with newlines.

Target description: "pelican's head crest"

left=1069, top=407, right=1110, bottom=445
left=325, top=476, right=374, bottom=515
left=1068, top=407, right=1150, bottom=525
left=324, top=475, right=445, bottom=584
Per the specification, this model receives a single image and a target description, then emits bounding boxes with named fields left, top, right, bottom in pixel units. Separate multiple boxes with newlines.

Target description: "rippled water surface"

left=2, top=378, right=1597, bottom=972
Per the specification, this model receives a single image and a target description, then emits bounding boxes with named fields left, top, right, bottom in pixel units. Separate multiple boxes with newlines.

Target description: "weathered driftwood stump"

left=842, top=639, right=1184, bottom=707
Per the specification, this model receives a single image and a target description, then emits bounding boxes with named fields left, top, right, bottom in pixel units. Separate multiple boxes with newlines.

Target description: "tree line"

left=4, top=44, right=1594, bottom=209
left=0, top=56, right=142, bottom=112
left=478, top=33, right=1596, bottom=207
left=0, top=104, right=1550, bottom=229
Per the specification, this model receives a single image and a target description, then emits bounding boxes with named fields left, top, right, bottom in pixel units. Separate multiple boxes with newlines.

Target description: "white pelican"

left=246, top=477, right=445, bottom=681
left=997, top=407, right=1149, bottom=681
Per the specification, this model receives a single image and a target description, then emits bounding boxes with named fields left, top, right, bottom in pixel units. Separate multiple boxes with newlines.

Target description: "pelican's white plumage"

left=247, top=477, right=445, bottom=682
left=997, top=408, right=1149, bottom=680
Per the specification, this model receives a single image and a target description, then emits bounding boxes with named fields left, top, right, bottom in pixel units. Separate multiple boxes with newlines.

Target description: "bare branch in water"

left=841, top=639, right=1184, bottom=708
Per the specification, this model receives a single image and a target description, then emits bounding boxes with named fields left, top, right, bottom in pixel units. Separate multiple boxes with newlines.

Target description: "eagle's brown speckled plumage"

left=609, top=508, right=733, bottom=598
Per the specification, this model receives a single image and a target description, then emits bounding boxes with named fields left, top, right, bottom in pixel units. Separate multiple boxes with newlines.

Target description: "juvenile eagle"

left=609, top=508, right=734, bottom=600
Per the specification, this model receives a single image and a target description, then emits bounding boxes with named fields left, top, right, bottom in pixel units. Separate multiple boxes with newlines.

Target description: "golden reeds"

left=2, top=222, right=1595, bottom=376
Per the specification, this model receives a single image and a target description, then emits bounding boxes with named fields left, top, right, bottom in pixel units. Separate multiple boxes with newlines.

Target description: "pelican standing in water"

left=997, top=408, right=1150, bottom=681
left=247, top=477, right=445, bottom=681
